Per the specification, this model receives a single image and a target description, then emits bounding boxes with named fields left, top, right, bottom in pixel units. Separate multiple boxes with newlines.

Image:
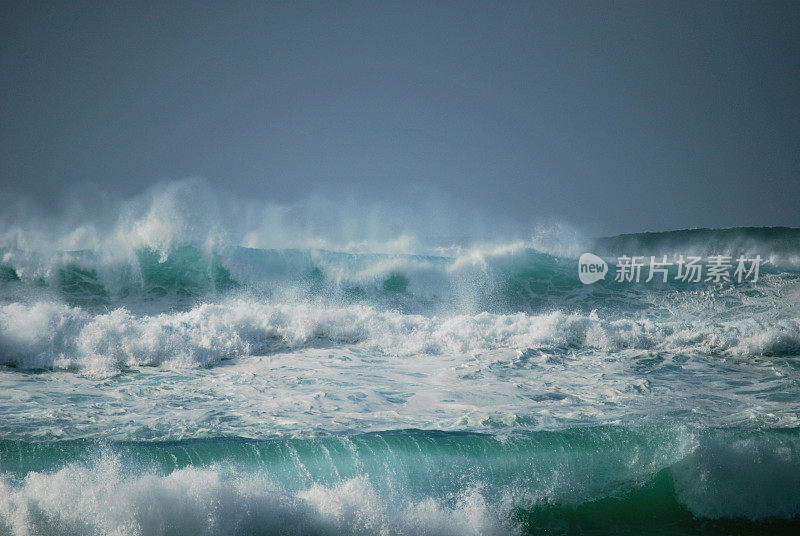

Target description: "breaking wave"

left=1, top=427, right=799, bottom=535
left=1, top=298, right=799, bottom=374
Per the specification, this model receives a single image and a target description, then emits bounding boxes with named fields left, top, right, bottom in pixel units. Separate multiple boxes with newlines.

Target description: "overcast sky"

left=2, top=1, right=799, bottom=236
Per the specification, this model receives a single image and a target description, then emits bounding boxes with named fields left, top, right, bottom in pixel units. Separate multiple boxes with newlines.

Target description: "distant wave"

left=2, top=232, right=798, bottom=312
left=3, top=179, right=799, bottom=317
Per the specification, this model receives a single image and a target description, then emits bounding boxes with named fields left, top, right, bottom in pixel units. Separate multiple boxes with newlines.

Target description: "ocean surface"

left=1, top=198, right=800, bottom=534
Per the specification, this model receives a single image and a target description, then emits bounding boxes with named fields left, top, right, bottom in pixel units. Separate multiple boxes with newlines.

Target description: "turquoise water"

left=1, top=223, right=800, bottom=534
left=1, top=428, right=799, bottom=535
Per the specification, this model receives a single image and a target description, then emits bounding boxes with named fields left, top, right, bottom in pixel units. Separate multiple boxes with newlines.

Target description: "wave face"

left=2, top=427, right=800, bottom=536
left=2, top=181, right=800, bottom=534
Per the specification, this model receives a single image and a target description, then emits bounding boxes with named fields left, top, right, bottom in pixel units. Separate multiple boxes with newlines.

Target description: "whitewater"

left=1, top=181, right=800, bottom=535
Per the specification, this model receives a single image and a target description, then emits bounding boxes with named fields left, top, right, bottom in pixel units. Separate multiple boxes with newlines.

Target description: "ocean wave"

left=3, top=181, right=799, bottom=317
left=2, top=246, right=799, bottom=332
left=0, top=427, right=798, bottom=535
left=1, top=299, right=798, bottom=374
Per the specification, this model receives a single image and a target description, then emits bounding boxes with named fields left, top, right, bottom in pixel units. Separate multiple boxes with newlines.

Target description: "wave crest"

left=1, top=299, right=798, bottom=374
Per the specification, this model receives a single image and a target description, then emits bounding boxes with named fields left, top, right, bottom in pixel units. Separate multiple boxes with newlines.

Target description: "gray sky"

left=2, top=1, right=799, bottom=236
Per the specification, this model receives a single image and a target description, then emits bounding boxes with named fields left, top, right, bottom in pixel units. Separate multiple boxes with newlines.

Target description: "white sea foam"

left=1, top=299, right=799, bottom=374
left=0, top=457, right=510, bottom=536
